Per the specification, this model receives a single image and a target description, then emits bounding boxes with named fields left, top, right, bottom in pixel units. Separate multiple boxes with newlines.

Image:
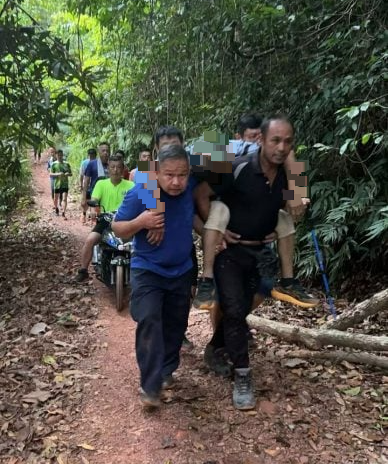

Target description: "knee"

left=204, top=201, right=230, bottom=233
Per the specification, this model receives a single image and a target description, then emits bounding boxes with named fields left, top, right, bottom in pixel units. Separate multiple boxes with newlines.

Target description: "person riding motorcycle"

left=75, top=154, right=134, bottom=282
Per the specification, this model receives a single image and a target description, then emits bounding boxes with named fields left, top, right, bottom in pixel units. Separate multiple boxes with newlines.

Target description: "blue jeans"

left=130, top=268, right=192, bottom=396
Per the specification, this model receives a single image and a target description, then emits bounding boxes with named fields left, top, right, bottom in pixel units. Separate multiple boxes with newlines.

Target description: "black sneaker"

left=204, top=344, right=233, bottom=378
left=75, top=268, right=89, bottom=282
left=193, top=278, right=216, bottom=310
left=271, top=278, right=319, bottom=308
left=233, top=368, right=256, bottom=410
left=139, top=388, right=160, bottom=408
left=162, top=375, right=175, bottom=390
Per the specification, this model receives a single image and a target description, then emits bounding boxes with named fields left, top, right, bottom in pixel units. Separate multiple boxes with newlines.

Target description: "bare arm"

left=193, top=214, right=204, bottom=236
left=193, top=181, right=216, bottom=222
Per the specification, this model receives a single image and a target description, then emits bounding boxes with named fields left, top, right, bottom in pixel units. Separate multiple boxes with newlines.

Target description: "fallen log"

left=285, top=349, right=388, bottom=370
left=246, top=315, right=388, bottom=351
left=324, top=288, right=388, bottom=331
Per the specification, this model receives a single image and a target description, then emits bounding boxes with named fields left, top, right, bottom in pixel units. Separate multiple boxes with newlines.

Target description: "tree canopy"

left=0, top=0, right=387, bottom=286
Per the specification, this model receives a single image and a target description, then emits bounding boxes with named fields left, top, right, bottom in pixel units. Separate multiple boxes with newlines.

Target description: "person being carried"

left=193, top=113, right=318, bottom=310
left=75, top=155, right=134, bottom=282
left=112, top=144, right=197, bottom=409
left=50, top=149, right=72, bottom=220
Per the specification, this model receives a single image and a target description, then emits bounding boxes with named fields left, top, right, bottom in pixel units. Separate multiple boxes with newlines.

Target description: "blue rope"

left=310, top=229, right=337, bottom=320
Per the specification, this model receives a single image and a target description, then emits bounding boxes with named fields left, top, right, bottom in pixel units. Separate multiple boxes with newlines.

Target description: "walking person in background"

left=81, top=142, right=110, bottom=213
left=129, top=148, right=152, bottom=181
left=50, top=149, right=72, bottom=220
left=80, top=148, right=97, bottom=223
left=47, top=146, right=58, bottom=212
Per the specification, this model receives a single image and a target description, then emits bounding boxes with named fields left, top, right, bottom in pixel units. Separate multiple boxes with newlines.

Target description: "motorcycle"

left=88, top=200, right=132, bottom=311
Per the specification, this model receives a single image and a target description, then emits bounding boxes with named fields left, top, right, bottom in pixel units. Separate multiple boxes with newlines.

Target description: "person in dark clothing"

left=204, top=116, right=295, bottom=410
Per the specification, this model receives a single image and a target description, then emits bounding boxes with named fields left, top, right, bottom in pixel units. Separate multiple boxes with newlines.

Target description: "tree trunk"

left=324, top=288, right=388, bottom=331
left=246, top=315, right=388, bottom=351
left=285, top=349, right=388, bottom=370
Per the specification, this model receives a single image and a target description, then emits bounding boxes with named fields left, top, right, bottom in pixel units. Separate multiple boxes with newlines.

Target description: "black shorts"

left=54, top=188, right=68, bottom=194
left=92, top=218, right=111, bottom=235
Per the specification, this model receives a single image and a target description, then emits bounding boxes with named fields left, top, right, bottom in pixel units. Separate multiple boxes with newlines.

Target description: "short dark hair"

left=114, top=149, right=126, bottom=157
left=57, top=149, right=64, bottom=155
left=87, top=148, right=97, bottom=157
left=237, top=113, right=263, bottom=137
left=260, top=115, right=294, bottom=137
left=155, top=126, right=184, bottom=147
left=99, top=141, right=110, bottom=148
left=108, top=154, right=124, bottom=165
left=158, top=144, right=189, bottom=165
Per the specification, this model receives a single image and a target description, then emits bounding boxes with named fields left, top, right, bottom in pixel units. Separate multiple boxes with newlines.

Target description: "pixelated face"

left=157, top=136, right=182, bottom=151
left=157, top=158, right=189, bottom=196
left=108, top=160, right=124, bottom=182
left=139, top=151, right=151, bottom=162
left=99, top=144, right=110, bottom=163
left=261, top=120, right=294, bottom=165
left=243, top=128, right=261, bottom=143
left=57, top=151, right=64, bottom=162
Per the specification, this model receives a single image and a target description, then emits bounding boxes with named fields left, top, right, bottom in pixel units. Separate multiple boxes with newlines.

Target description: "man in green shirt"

left=75, top=154, right=135, bottom=282
left=50, top=149, right=72, bottom=219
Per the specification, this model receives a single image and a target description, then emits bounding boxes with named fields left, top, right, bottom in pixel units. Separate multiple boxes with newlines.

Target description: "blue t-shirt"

left=84, top=159, right=109, bottom=191
left=114, top=182, right=195, bottom=278
left=80, top=159, right=90, bottom=176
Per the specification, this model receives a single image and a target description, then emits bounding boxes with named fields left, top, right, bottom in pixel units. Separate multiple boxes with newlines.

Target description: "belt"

left=238, top=239, right=263, bottom=246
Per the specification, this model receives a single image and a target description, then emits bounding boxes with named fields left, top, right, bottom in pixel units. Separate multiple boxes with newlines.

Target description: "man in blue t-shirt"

left=112, top=144, right=195, bottom=409
left=81, top=142, right=110, bottom=212
left=79, top=148, right=97, bottom=223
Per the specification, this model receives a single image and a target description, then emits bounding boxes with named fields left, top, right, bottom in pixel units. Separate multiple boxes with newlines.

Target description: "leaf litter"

left=0, top=215, right=99, bottom=462
left=0, top=162, right=387, bottom=463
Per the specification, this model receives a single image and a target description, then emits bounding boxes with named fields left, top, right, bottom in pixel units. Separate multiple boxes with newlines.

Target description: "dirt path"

left=2, top=157, right=386, bottom=464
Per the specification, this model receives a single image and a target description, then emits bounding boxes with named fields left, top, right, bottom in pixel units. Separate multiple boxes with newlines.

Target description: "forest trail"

left=0, top=156, right=387, bottom=464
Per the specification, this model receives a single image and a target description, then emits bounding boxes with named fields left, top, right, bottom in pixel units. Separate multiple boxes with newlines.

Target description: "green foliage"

left=1, top=0, right=387, bottom=286
left=0, top=0, right=101, bottom=212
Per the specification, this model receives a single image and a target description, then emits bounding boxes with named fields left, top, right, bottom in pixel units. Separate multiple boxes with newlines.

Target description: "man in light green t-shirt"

left=76, top=155, right=134, bottom=282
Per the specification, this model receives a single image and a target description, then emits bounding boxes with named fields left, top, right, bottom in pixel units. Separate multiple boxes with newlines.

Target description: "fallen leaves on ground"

left=0, top=219, right=99, bottom=462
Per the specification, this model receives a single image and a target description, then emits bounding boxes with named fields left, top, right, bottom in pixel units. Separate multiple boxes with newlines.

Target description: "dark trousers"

left=130, top=268, right=192, bottom=395
left=210, top=246, right=259, bottom=368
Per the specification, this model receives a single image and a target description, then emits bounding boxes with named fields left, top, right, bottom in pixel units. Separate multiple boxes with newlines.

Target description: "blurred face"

left=157, top=158, right=189, bottom=196
left=243, top=128, right=261, bottom=143
left=99, top=144, right=110, bottom=163
left=48, top=147, right=56, bottom=159
left=261, top=120, right=294, bottom=166
left=139, top=151, right=151, bottom=162
left=57, top=152, right=64, bottom=162
left=108, top=160, right=124, bottom=183
left=157, top=136, right=182, bottom=151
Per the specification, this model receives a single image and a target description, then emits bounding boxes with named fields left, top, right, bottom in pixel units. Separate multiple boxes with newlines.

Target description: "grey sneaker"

left=139, top=388, right=161, bottom=408
left=233, top=368, right=256, bottom=410
left=204, top=344, right=233, bottom=378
